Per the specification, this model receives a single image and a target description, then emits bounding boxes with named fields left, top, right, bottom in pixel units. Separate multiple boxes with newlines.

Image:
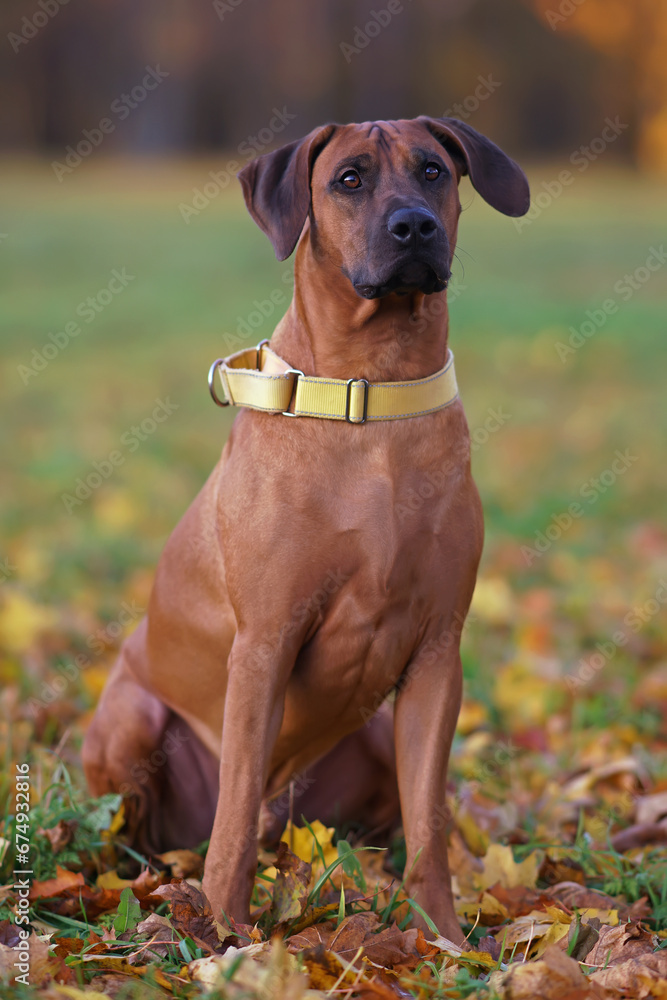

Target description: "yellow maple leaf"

left=494, top=661, right=553, bottom=727
left=474, top=844, right=540, bottom=891
left=470, top=577, right=514, bottom=625
left=281, top=819, right=337, bottom=869
left=0, top=590, right=58, bottom=654
left=96, top=869, right=134, bottom=890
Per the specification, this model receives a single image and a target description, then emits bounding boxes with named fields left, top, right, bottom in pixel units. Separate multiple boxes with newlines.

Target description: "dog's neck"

left=271, top=237, right=451, bottom=383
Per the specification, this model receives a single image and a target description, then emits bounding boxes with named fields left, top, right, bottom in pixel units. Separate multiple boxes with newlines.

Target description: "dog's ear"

left=418, top=116, right=530, bottom=218
left=237, top=124, right=338, bottom=260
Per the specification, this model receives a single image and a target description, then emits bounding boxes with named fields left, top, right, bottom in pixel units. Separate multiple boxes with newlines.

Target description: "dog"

left=83, top=116, right=529, bottom=942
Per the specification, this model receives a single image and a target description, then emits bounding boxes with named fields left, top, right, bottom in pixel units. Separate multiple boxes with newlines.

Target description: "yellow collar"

left=208, top=340, right=458, bottom=424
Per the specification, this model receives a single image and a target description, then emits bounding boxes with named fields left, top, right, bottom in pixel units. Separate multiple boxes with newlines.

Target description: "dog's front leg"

left=202, top=633, right=292, bottom=927
left=394, top=640, right=464, bottom=944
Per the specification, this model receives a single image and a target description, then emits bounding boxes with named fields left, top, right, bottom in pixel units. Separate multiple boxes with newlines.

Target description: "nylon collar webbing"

left=208, top=340, right=458, bottom=424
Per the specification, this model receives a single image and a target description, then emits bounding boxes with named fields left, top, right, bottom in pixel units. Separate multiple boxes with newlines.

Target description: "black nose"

left=387, top=207, right=438, bottom=246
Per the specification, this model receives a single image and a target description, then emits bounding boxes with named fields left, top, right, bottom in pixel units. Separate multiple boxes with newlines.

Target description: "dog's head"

left=238, top=117, right=529, bottom=300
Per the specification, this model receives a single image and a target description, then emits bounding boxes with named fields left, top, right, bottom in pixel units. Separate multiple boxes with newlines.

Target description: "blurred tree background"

left=1, top=0, right=665, bottom=171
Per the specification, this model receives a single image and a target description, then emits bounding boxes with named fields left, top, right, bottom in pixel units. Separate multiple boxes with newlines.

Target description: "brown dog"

left=83, top=117, right=529, bottom=942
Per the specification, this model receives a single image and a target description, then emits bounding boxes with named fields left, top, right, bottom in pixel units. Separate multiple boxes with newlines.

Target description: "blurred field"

left=2, top=159, right=667, bottom=592
left=1, top=158, right=667, bottom=996
left=2, top=157, right=667, bottom=720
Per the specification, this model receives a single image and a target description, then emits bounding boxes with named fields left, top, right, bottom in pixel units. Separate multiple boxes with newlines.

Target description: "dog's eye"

left=341, top=170, right=361, bottom=189
left=425, top=163, right=441, bottom=181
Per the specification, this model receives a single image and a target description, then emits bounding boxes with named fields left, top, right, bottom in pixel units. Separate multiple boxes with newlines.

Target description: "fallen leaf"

left=539, top=853, right=586, bottom=886
left=590, top=953, right=667, bottom=998
left=38, top=820, right=75, bottom=854
left=156, top=849, right=204, bottom=879
left=29, top=865, right=85, bottom=900
left=474, top=843, right=540, bottom=891
left=585, top=921, right=657, bottom=967
left=281, top=819, right=338, bottom=870
left=150, top=879, right=229, bottom=952
left=610, top=820, right=667, bottom=852
left=501, top=944, right=600, bottom=999
left=270, top=842, right=312, bottom=925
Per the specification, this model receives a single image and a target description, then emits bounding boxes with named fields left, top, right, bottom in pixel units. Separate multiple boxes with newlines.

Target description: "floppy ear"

left=418, top=116, right=530, bottom=218
left=237, top=124, right=338, bottom=260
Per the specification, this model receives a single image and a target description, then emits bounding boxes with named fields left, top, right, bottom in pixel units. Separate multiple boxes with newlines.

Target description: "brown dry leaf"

left=562, top=757, right=650, bottom=801
left=38, top=820, right=75, bottom=854
left=52, top=937, right=106, bottom=960
left=129, top=868, right=170, bottom=900
left=566, top=916, right=600, bottom=963
left=549, top=882, right=636, bottom=925
left=270, top=841, right=312, bottom=925
left=0, top=929, right=55, bottom=987
left=329, top=911, right=377, bottom=957
left=501, top=943, right=603, bottom=999
left=302, top=945, right=360, bottom=992
left=585, top=921, right=657, bottom=967
left=539, top=853, right=586, bottom=886
left=327, top=911, right=420, bottom=969
left=487, top=882, right=558, bottom=919
left=287, top=922, right=333, bottom=953
left=84, top=973, right=168, bottom=998
left=610, top=820, right=667, bottom=853
left=150, top=879, right=229, bottom=953
left=636, top=790, right=667, bottom=825
left=29, top=865, right=85, bottom=900
left=32, top=880, right=126, bottom=919
left=590, top=951, right=667, bottom=998
left=127, top=912, right=178, bottom=961
left=156, top=849, right=204, bottom=879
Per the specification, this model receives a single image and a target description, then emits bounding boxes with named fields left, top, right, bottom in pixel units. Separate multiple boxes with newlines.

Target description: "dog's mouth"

left=352, top=261, right=449, bottom=300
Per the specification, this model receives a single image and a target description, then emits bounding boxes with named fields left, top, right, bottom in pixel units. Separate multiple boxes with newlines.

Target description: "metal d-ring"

left=207, top=358, right=230, bottom=407
left=255, top=338, right=270, bottom=369
left=282, top=368, right=304, bottom=416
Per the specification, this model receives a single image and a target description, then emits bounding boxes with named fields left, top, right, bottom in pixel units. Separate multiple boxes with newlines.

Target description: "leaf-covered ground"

left=1, top=161, right=667, bottom=997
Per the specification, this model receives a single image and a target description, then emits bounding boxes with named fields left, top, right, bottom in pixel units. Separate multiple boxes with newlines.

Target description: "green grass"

left=2, top=160, right=665, bottom=590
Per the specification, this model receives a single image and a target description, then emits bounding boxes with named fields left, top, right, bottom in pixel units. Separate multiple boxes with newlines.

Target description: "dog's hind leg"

left=82, top=637, right=218, bottom=855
